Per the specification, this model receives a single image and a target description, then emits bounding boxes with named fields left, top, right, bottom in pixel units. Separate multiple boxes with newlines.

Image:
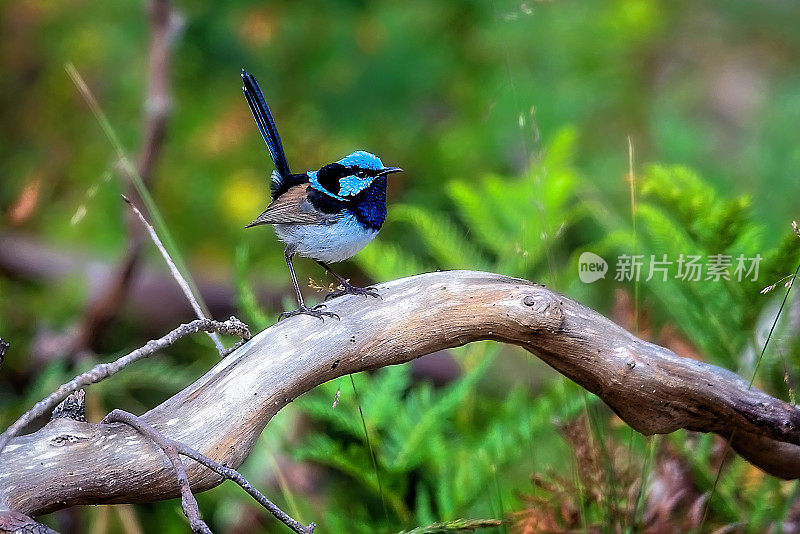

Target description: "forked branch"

left=0, top=317, right=250, bottom=453
left=102, top=410, right=313, bottom=534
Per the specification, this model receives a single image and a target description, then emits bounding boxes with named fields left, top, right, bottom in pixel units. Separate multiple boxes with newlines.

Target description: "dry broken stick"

left=102, top=410, right=314, bottom=534
left=0, top=317, right=250, bottom=454
left=50, top=390, right=87, bottom=423
left=122, top=195, right=225, bottom=355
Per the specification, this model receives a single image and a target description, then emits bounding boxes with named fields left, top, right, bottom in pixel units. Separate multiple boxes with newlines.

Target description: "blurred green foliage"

left=2, top=0, right=800, bottom=532
left=593, top=164, right=800, bottom=369
left=289, top=353, right=584, bottom=532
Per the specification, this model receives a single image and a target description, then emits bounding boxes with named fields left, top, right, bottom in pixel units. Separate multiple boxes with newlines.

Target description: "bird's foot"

left=324, top=282, right=380, bottom=301
left=278, top=303, right=339, bottom=322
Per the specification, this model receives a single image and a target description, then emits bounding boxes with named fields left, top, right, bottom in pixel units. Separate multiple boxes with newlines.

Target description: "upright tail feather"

left=242, top=70, right=292, bottom=180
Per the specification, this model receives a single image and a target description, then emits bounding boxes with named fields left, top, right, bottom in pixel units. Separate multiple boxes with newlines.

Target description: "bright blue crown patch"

left=337, top=150, right=384, bottom=170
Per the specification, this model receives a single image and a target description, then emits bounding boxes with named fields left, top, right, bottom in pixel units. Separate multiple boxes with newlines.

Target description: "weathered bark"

left=1, top=270, right=798, bottom=518
left=0, top=511, right=58, bottom=534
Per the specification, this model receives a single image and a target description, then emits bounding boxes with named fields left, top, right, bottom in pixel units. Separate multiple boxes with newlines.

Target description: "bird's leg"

left=279, top=250, right=339, bottom=321
left=286, top=250, right=306, bottom=307
left=316, top=260, right=380, bottom=301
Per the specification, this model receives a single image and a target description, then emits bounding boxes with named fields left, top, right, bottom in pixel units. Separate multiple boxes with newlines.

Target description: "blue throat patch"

left=350, top=175, right=387, bottom=230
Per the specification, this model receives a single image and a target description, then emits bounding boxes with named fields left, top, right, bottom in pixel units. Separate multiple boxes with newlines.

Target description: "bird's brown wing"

left=245, top=184, right=340, bottom=227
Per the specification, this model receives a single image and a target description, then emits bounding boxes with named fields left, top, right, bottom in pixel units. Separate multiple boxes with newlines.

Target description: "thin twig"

left=122, top=195, right=225, bottom=355
left=0, top=317, right=249, bottom=454
left=102, top=410, right=314, bottom=534
left=102, top=410, right=210, bottom=534
left=65, top=53, right=218, bottom=358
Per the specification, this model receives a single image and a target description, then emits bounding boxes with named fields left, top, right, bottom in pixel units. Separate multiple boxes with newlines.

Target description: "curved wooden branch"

left=1, top=270, right=799, bottom=518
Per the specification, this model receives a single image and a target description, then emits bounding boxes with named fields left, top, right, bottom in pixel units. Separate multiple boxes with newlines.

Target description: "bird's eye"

left=356, top=170, right=367, bottom=178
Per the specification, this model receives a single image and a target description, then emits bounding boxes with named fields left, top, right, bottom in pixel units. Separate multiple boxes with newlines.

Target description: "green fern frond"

left=356, top=240, right=431, bottom=282
left=390, top=204, right=488, bottom=269
left=385, top=357, right=491, bottom=472
left=296, top=385, right=367, bottom=440
left=294, top=432, right=410, bottom=519
left=447, top=180, right=506, bottom=257
left=361, top=365, right=413, bottom=428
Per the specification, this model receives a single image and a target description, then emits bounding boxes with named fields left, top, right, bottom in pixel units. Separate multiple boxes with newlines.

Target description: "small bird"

left=241, top=70, right=402, bottom=320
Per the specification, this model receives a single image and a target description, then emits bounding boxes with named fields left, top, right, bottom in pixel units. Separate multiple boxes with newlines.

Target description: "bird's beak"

left=378, top=167, right=403, bottom=176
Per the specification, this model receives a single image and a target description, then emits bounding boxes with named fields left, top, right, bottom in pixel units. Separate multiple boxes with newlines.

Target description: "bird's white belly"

left=274, top=213, right=378, bottom=263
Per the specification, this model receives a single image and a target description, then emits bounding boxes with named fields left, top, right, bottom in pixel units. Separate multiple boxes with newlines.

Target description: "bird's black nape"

left=241, top=69, right=292, bottom=179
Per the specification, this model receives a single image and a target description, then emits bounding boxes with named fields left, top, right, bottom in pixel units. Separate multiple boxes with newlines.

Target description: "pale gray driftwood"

left=1, top=270, right=799, bottom=520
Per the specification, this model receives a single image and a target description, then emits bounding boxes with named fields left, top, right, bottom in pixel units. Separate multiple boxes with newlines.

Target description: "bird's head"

left=311, top=150, right=402, bottom=199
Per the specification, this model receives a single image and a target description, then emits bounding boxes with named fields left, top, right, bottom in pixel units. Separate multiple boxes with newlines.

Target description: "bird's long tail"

left=241, top=70, right=292, bottom=186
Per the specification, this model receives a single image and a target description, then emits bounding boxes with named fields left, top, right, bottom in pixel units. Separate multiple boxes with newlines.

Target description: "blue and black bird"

left=241, top=70, right=402, bottom=320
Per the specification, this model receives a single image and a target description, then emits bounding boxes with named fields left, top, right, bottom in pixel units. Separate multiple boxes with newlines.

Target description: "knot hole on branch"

left=522, top=292, right=565, bottom=332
